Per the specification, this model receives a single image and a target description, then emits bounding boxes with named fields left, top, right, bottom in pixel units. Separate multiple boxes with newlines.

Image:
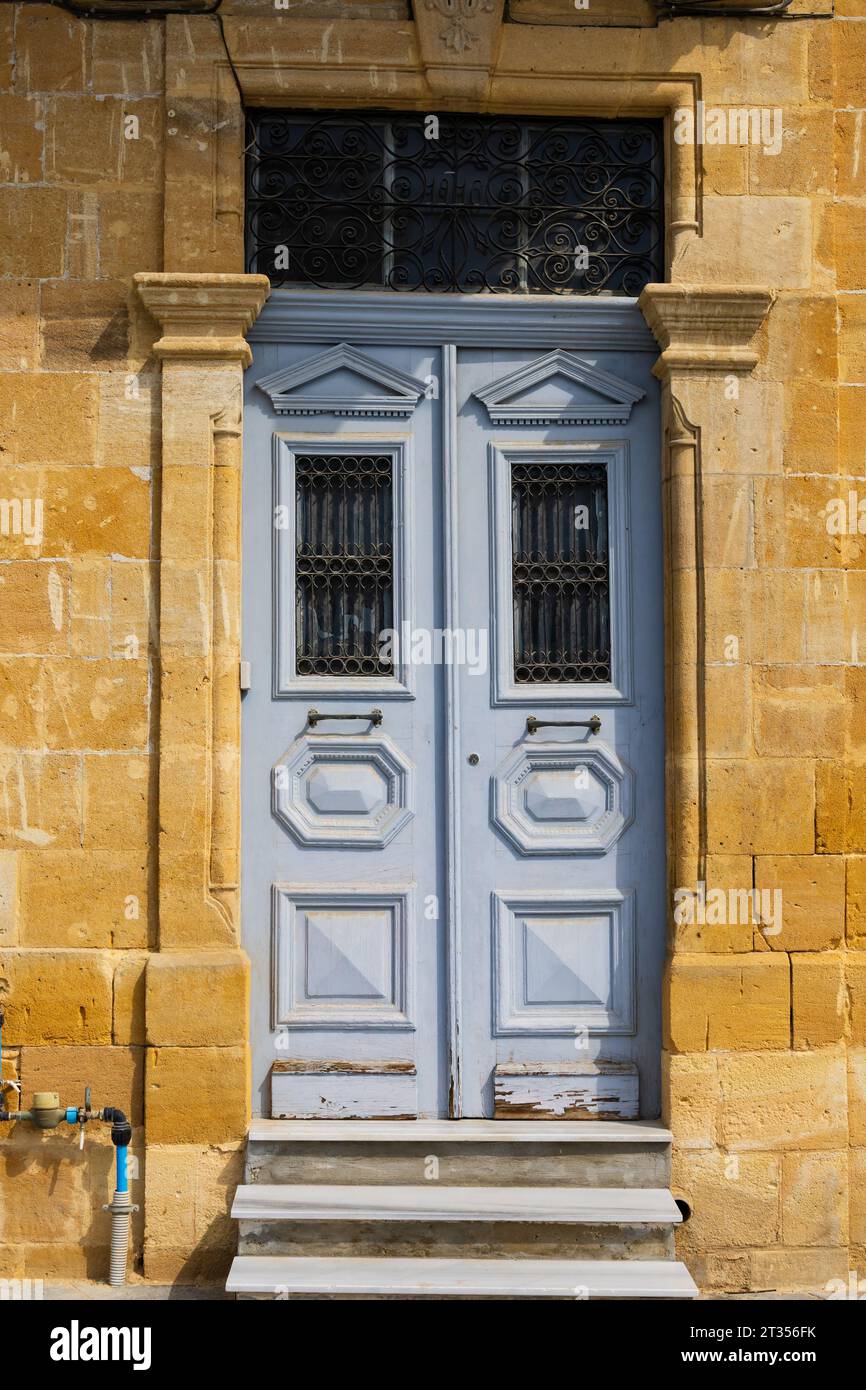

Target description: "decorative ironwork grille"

left=295, top=453, right=393, bottom=677
left=246, top=110, right=663, bottom=295
left=511, top=460, right=611, bottom=684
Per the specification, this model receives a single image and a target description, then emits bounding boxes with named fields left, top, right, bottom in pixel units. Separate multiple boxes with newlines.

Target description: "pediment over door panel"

left=473, top=350, right=645, bottom=426
left=255, top=342, right=428, bottom=418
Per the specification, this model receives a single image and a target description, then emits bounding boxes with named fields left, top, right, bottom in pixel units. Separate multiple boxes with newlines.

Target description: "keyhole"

left=467, top=753, right=479, bottom=766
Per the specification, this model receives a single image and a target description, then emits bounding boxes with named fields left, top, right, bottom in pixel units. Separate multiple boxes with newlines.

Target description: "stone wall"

left=0, top=0, right=863, bottom=1293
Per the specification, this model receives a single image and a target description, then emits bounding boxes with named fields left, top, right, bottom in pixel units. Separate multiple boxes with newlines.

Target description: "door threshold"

left=249, top=1118, right=672, bottom=1144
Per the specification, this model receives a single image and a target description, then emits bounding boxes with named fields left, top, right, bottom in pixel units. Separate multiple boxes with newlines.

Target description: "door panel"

left=243, top=343, right=446, bottom=1120
left=454, top=346, right=664, bottom=1117
left=243, top=321, right=664, bottom=1120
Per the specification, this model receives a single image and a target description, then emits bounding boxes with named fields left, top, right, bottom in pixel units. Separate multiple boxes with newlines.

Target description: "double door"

left=242, top=311, right=664, bottom=1119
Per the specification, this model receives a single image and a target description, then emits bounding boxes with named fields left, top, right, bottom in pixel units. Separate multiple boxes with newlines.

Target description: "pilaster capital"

left=134, top=272, right=271, bottom=366
left=638, top=283, right=773, bottom=379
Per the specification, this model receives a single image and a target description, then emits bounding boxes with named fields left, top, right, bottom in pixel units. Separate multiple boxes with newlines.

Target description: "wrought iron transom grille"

left=295, top=453, right=393, bottom=677
left=246, top=110, right=663, bottom=295
left=511, top=460, right=611, bottom=684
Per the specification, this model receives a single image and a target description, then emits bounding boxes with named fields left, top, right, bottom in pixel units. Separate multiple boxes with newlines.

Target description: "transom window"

left=246, top=110, right=663, bottom=295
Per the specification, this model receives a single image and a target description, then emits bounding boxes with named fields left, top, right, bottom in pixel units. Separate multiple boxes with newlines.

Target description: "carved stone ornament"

left=425, top=0, right=495, bottom=53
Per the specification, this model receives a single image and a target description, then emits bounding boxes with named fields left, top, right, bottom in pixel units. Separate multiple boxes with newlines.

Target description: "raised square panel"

left=273, top=885, right=415, bottom=1030
left=493, top=890, right=635, bottom=1036
left=493, top=740, right=633, bottom=855
left=273, top=733, right=414, bottom=849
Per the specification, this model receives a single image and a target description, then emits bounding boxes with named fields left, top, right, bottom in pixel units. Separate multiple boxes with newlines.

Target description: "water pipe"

left=0, top=1007, right=136, bottom=1285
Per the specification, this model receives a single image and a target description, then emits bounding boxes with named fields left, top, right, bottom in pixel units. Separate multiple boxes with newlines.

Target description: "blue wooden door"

left=453, top=346, right=664, bottom=1119
left=242, top=305, right=664, bottom=1119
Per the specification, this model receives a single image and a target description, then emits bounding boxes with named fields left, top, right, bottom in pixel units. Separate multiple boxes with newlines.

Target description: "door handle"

left=307, top=707, right=383, bottom=728
left=526, top=714, right=601, bottom=736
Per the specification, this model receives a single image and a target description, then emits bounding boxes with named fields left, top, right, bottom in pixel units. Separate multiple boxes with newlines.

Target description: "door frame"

left=240, top=287, right=762, bottom=1116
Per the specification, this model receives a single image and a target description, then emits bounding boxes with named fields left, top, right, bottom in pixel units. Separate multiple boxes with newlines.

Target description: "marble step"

left=232, top=1182, right=681, bottom=1225
left=227, top=1254, right=699, bottom=1300
left=246, top=1119, right=672, bottom=1187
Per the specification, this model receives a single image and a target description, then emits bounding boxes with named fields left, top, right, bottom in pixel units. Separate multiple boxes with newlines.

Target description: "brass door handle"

left=526, top=714, right=601, bottom=736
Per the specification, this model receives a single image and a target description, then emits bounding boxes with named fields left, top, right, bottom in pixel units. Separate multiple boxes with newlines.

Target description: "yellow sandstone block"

left=112, top=952, right=146, bottom=1046
left=145, top=952, right=249, bottom=1048
left=662, top=1051, right=719, bottom=1149
left=0, top=950, right=114, bottom=1044
left=20, top=849, right=147, bottom=950
left=753, top=666, right=845, bottom=760
left=0, top=562, right=69, bottom=654
left=791, top=952, right=845, bottom=1047
left=17, top=4, right=85, bottom=93
left=83, top=754, right=149, bottom=851
left=755, top=855, right=844, bottom=951
left=0, top=850, right=19, bottom=944
left=673, top=1150, right=781, bottom=1252
left=665, top=954, right=790, bottom=1053
left=750, top=1246, right=847, bottom=1294
left=144, top=1047, right=249, bottom=1144
left=706, top=760, right=814, bottom=855
left=719, top=1048, right=847, bottom=1151
left=41, top=281, right=131, bottom=373
left=0, top=188, right=67, bottom=279
left=0, top=752, right=82, bottom=850
left=781, top=1150, right=848, bottom=1246
left=0, top=94, right=44, bottom=185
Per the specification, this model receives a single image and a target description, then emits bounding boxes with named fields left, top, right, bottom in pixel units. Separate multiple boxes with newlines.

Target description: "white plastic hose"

left=107, top=1188, right=132, bottom=1287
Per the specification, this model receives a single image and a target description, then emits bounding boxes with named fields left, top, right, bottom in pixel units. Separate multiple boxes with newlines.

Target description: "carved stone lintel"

left=638, top=283, right=773, bottom=379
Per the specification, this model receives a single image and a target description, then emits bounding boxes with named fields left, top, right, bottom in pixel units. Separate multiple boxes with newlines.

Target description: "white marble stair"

left=227, top=1255, right=698, bottom=1300
left=227, top=1119, right=697, bottom=1299
left=232, top=1183, right=682, bottom=1225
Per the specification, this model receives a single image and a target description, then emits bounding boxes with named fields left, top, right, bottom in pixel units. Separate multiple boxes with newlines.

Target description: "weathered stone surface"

left=0, top=950, right=114, bottom=1044
left=677, top=197, right=812, bottom=290
left=90, top=18, right=164, bottom=96
left=0, top=94, right=44, bottom=184
left=663, top=1052, right=719, bottom=1150
left=0, top=752, right=81, bottom=849
left=706, top=760, right=814, bottom=855
left=0, top=188, right=66, bottom=277
left=0, top=280, right=38, bottom=371
left=781, top=1150, right=848, bottom=1246
left=144, top=1048, right=249, bottom=1144
left=0, top=850, right=18, bottom=945
left=674, top=1150, right=781, bottom=1252
left=145, top=953, right=249, bottom=1047
left=20, top=849, right=148, bottom=950
left=754, top=855, right=845, bottom=952
left=41, top=281, right=131, bottom=372
left=0, top=563, right=69, bottom=655
left=19, top=1045, right=144, bottom=1124
left=112, top=952, right=147, bottom=1046
left=0, top=657, right=148, bottom=752
left=83, top=755, right=149, bottom=851
left=792, top=953, right=845, bottom=1048
left=666, top=955, right=790, bottom=1053
left=750, top=1246, right=847, bottom=1293
left=753, top=666, right=845, bottom=760
left=0, top=374, right=98, bottom=466
left=17, top=4, right=86, bottom=93
left=719, top=1049, right=848, bottom=1152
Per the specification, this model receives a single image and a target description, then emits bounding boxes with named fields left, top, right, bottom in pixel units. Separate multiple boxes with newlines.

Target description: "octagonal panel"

left=492, top=740, right=633, bottom=855
left=274, top=733, right=414, bottom=848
